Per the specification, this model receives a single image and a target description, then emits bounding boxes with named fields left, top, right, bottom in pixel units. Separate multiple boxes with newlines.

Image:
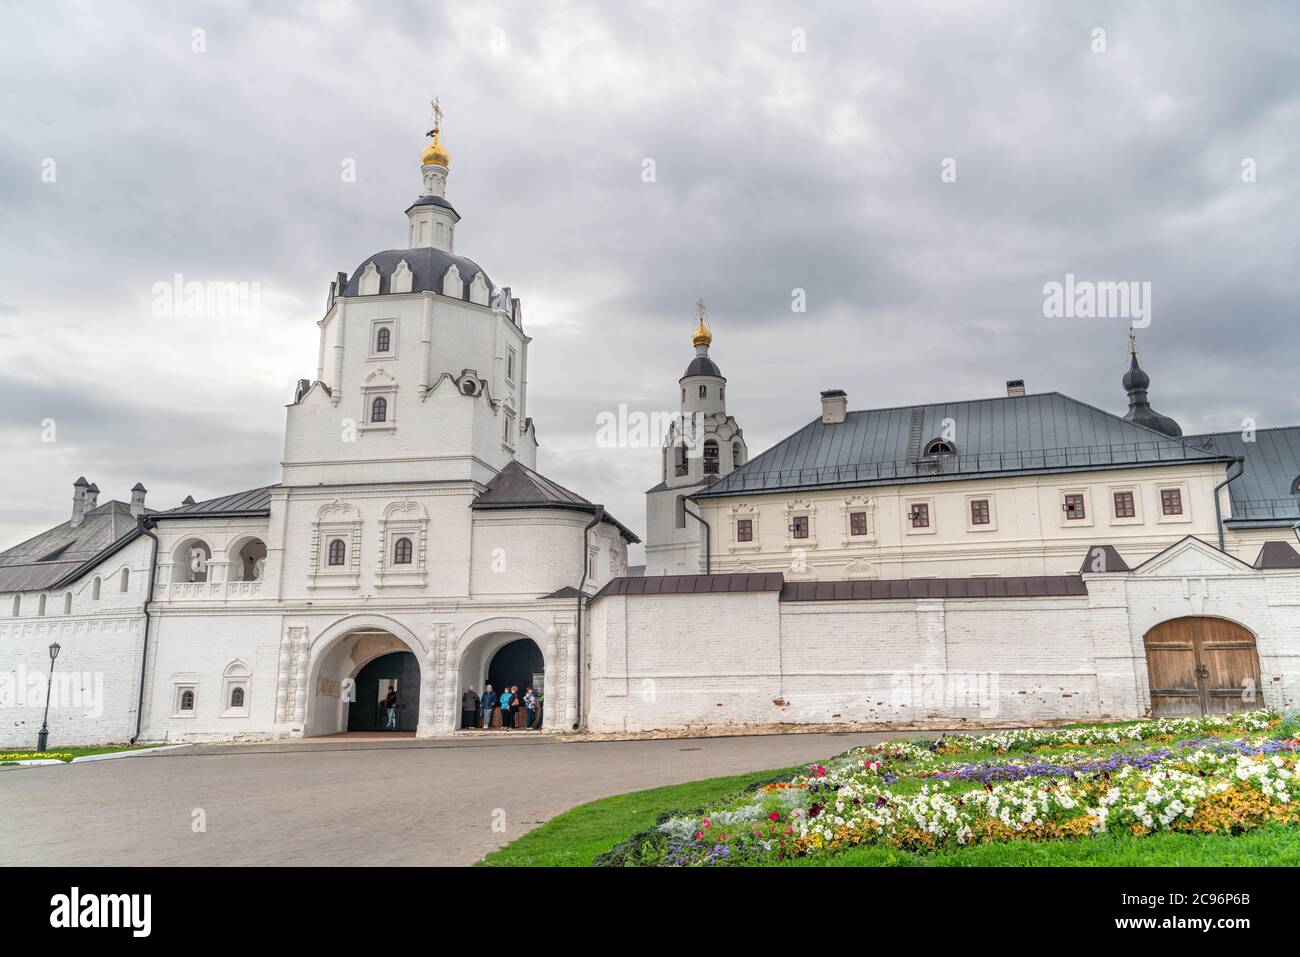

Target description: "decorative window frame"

left=369, top=319, right=397, bottom=359
left=728, top=503, right=761, bottom=553
left=309, top=500, right=362, bottom=590
left=221, top=660, right=251, bottom=718
left=502, top=403, right=517, bottom=451
left=360, top=367, right=398, bottom=433
left=840, top=495, right=877, bottom=546
left=1155, top=481, right=1192, bottom=524
left=964, top=493, right=997, bottom=532
left=376, top=497, right=428, bottom=589
left=905, top=496, right=937, bottom=536
left=783, top=499, right=817, bottom=549
left=1058, top=487, right=1094, bottom=528
left=1107, top=484, right=1143, bottom=526
left=172, top=681, right=198, bottom=718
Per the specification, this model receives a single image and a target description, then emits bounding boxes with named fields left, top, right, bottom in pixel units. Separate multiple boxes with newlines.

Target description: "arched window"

left=92, top=577, right=101, bottom=600
left=180, top=689, right=195, bottom=711
left=699, top=385, right=707, bottom=399
left=924, top=438, right=955, bottom=456
left=327, top=539, right=346, bottom=566
left=230, top=686, right=245, bottom=708
left=120, top=567, right=130, bottom=592
left=703, top=439, right=720, bottom=475
left=732, top=441, right=743, bottom=466
left=63, top=593, right=72, bottom=614
left=371, top=396, right=387, bottom=423
left=1292, top=475, right=1300, bottom=495
left=376, top=327, right=391, bottom=352
left=393, top=537, right=413, bottom=565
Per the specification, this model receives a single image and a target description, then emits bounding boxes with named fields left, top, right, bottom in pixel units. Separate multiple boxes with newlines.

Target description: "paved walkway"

left=0, top=730, right=916, bottom=866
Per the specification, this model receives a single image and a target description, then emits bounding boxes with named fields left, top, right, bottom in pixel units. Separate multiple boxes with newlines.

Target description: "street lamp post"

left=36, top=641, right=61, bottom=753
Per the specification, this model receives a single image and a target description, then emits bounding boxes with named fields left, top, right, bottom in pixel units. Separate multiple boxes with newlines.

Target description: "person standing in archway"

left=498, top=686, right=514, bottom=730
left=480, top=684, right=496, bottom=730
left=383, top=687, right=399, bottom=731
left=461, top=684, right=479, bottom=729
left=523, top=687, right=537, bottom=729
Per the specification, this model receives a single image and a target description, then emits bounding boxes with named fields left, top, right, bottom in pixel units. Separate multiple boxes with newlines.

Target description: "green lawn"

left=478, top=765, right=803, bottom=867
left=0, top=744, right=162, bottom=764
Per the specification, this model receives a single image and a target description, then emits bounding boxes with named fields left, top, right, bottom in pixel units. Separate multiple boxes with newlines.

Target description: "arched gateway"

left=305, top=616, right=428, bottom=736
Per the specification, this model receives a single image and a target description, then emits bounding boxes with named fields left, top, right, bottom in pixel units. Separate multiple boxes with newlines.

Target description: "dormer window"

left=924, top=439, right=955, bottom=456
left=376, top=327, right=391, bottom=353
left=371, top=396, right=388, bottom=423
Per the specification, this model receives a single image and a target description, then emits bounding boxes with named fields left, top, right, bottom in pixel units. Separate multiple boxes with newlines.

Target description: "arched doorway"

left=347, top=651, right=421, bottom=732
left=305, top=621, right=426, bottom=736
left=487, top=639, right=545, bottom=699
left=1143, top=617, right=1263, bottom=716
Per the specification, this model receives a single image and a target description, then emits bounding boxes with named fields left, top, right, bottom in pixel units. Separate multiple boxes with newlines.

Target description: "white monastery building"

left=2, top=118, right=1299, bottom=745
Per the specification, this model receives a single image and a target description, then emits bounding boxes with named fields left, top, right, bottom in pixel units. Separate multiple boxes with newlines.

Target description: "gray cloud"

left=1, top=0, right=1298, bottom=555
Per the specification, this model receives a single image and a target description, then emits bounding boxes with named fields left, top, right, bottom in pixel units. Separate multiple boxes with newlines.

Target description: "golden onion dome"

left=420, top=128, right=450, bottom=167
left=691, top=298, right=712, bottom=348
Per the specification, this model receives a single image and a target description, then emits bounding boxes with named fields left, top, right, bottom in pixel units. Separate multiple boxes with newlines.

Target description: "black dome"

left=1121, top=353, right=1150, bottom=391
left=682, top=356, right=723, bottom=378
left=342, top=247, right=493, bottom=300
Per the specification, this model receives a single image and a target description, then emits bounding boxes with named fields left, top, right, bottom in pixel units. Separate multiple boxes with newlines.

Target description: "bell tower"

left=645, top=301, right=747, bottom=575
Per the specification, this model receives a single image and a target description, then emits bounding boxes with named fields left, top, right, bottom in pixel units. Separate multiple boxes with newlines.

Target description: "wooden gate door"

left=1143, top=617, right=1262, bottom=717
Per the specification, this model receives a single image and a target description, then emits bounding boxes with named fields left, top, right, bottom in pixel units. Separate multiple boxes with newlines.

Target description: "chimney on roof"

left=820, top=389, right=847, bottom=424
left=71, top=476, right=90, bottom=528
left=1006, top=379, right=1026, bottom=397
left=130, top=482, right=148, bottom=518
left=83, top=482, right=100, bottom=513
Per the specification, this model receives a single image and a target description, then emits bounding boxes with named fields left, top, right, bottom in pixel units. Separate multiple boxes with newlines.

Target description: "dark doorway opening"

left=487, top=639, right=545, bottom=727
left=348, top=651, right=420, bottom=732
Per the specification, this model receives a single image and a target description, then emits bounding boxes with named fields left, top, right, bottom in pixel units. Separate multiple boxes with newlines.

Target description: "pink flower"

left=768, top=811, right=781, bottom=821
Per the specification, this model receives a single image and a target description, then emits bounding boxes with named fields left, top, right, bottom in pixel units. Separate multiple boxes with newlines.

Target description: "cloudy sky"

left=2, top=0, right=1297, bottom=556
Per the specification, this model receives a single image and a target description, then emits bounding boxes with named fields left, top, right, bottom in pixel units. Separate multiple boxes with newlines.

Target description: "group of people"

left=461, top=684, right=542, bottom=730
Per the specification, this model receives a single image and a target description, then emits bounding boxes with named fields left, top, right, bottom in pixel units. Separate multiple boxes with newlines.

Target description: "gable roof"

left=1078, top=544, right=1131, bottom=574
left=696, top=391, right=1231, bottom=498
left=0, top=501, right=146, bottom=593
left=472, top=461, right=639, bottom=543
left=1183, top=427, right=1300, bottom=528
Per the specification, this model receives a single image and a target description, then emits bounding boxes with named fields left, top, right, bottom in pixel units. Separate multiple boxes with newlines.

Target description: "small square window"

left=1063, top=494, right=1086, bottom=520
left=970, top=499, right=990, bottom=525
left=1113, top=491, right=1135, bottom=518
left=1160, top=488, right=1183, bottom=516
left=736, top=518, right=753, bottom=542
left=909, top=503, right=930, bottom=528
left=849, top=511, right=868, bottom=536
left=791, top=515, right=809, bottom=539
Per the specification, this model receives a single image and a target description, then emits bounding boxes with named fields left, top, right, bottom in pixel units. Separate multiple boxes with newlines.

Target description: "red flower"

left=768, top=811, right=781, bottom=821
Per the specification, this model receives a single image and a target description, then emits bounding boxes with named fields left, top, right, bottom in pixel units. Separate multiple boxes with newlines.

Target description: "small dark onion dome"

left=683, top=355, right=722, bottom=378
left=1121, top=348, right=1181, bottom=437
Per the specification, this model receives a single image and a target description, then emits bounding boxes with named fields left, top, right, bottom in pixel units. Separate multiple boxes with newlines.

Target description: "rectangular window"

left=736, top=518, right=753, bottom=542
left=1113, top=490, right=1135, bottom=518
left=507, top=347, right=516, bottom=383
left=969, top=499, right=990, bottom=525
left=1160, top=488, right=1183, bottom=515
left=849, top=511, right=868, bottom=536
left=1063, top=494, right=1086, bottom=520
left=909, top=503, right=929, bottom=528
left=791, top=515, right=809, bottom=539
left=503, top=412, right=515, bottom=445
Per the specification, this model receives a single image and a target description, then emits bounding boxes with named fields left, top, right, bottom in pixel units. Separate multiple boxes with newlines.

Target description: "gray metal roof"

left=158, top=485, right=276, bottom=518
left=404, top=195, right=460, bottom=218
left=342, top=247, right=494, bottom=300
left=472, top=461, right=639, bottom=543
left=697, top=391, right=1232, bottom=498
left=682, top=356, right=723, bottom=379
left=0, top=501, right=144, bottom=593
left=1184, top=428, right=1300, bottom=527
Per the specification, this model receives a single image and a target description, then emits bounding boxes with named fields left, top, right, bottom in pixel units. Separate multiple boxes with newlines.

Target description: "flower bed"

left=597, top=711, right=1300, bottom=866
